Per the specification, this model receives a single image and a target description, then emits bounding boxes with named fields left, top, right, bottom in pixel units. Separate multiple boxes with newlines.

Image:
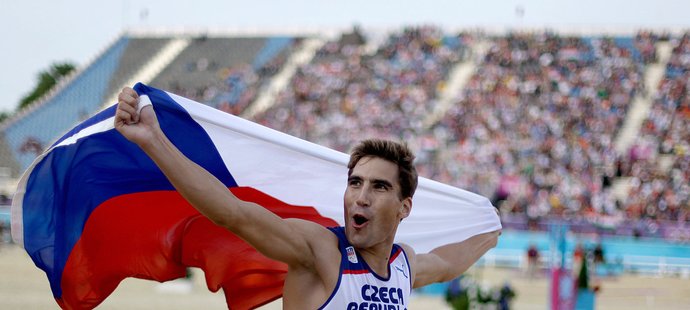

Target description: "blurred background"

left=1, top=0, right=689, bottom=309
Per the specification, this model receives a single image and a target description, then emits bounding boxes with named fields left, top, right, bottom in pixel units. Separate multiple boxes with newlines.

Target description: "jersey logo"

left=395, top=264, right=408, bottom=279
left=346, top=246, right=358, bottom=263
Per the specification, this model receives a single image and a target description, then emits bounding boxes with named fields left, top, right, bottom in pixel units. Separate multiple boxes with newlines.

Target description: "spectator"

left=527, top=243, right=540, bottom=278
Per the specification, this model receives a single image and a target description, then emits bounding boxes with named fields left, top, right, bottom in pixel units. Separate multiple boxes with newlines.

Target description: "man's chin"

left=345, top=229, right=367, bottom=247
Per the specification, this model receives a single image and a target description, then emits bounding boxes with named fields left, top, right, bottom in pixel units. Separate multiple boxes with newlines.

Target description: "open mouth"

left=353, top=214, right=369, bottom=227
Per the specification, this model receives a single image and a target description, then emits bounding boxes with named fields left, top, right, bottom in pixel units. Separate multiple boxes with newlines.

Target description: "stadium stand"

left=0, top=33, right=303, bottom=182
left=620, top=32, right=690, bottom=240
left=251, top=26, right=470, bottom=152
left=0, top=27, right=688, bottom=240
left=418, top=32, right=653, bottom=236
left=0, top=36, right=131, bottom=174
left=149, top=35, right=300, bottom=116
left=104, top=37, right=173, bottom=101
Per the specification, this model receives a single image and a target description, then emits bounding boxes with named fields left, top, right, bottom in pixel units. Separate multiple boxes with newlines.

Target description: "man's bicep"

left=229, top=201, right=331, bottom=267
left=412, top=230, right=500, bottom=288
left=403, top=243, right=454, bottom=289
left=412, top=252, right=449, bottom=288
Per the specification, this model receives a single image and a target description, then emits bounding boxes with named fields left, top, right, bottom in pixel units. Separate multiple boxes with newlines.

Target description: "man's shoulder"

left=284, top=218, right=337, bottom=231
left=396, top=243, right=418, bottom=279
left=283, top=221, right=342, bottom=294
left=284, top=219, right=341, bottom=251
left=397, top=242, right=417, bottom=258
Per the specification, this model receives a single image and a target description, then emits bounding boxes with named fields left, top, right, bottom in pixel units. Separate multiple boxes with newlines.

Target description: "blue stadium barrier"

left=4, top=37, right=129, bottom=172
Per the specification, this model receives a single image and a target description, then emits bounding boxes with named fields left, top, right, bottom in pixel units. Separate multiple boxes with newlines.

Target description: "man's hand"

left=114, top=87, right=160, bottom=146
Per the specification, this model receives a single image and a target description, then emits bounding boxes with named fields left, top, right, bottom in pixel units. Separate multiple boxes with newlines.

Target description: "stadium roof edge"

left=454, top=25, right=690, bottom=36
left=121, top=25, right=690, bottom=38
left=122, top=26, right=344, bottom=39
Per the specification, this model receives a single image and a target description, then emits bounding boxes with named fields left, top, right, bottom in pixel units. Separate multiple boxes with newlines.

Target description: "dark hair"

left=347, top=139, right=418, bottom=199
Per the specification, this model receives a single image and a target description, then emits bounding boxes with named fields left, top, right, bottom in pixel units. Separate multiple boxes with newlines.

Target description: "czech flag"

left=11, top=83, right=501, bottom=309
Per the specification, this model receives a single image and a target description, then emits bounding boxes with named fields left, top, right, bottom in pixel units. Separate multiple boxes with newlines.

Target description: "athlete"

left=115, top=87, right=500, bottom=309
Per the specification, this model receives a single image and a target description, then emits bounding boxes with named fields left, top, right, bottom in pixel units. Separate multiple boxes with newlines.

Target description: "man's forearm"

left=413, top=230, right=499, bottom=288
left=431, top=230, right=499, bottom=282
left=139, top=128, right=243, bottom=227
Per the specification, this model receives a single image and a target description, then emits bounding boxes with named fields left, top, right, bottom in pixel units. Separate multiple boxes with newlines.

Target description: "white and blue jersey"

left=319, top=227, right=411, bottom=310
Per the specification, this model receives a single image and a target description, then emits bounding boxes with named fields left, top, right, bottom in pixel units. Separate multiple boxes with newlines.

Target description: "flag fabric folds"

left=11, top=83, right=501, bottom=309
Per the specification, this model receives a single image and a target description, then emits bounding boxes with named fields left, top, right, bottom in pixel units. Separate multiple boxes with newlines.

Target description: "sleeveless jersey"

left=319, top=227, right=411, bottom=310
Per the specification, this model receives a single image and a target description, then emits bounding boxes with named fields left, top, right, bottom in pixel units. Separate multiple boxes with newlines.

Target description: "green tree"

left=18, top=62, right=76, bottom=110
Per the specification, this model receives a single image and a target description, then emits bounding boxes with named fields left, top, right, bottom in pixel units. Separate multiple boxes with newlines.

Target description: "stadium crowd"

left=250, top=29, right=688, bottom=238
left=252, top=26, right=469, bottom=152
left=168, top=40, right=297, bottom=116
left=622, top=32, right=690, bottom=238
left=417, top=33, right=648, bottom=232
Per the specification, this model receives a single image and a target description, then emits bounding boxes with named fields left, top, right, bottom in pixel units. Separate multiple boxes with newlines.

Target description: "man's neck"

left=357, top=243, right=393, bottom=277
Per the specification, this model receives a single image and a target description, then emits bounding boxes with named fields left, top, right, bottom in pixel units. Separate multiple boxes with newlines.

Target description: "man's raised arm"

left=114, top=87, right=324, bottom=267
left=406, top=230, right=500, bottom=288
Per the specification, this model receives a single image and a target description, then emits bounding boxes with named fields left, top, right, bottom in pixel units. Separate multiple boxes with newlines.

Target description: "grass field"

left=1, top=243, right=688, bottom=309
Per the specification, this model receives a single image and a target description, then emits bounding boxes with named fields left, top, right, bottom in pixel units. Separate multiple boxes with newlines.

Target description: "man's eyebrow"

left=348, top=175, right=363, bottom=182
left=372, top=179, right=394, bottom=188
left=347, top=176, right=393, bottom=188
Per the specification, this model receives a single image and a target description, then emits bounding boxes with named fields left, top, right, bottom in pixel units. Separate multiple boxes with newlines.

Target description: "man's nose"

left=355, top=186, right=370, bottom=207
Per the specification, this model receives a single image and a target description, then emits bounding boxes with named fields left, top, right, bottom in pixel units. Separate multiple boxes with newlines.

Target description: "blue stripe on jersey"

left=327, top=226, right=401, bottom=280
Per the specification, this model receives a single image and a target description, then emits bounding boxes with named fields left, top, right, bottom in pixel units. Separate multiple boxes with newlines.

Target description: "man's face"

left=344, top=156, right=411, bottom=250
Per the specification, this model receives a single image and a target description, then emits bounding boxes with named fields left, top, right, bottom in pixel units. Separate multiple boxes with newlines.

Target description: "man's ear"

left=400, top=197, right=412, bottom=219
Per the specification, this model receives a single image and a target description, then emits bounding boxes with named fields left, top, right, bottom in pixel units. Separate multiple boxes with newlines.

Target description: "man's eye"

left=349, top=180, right=361, bottom=186
left=374, top=183, right=388, bottom=190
